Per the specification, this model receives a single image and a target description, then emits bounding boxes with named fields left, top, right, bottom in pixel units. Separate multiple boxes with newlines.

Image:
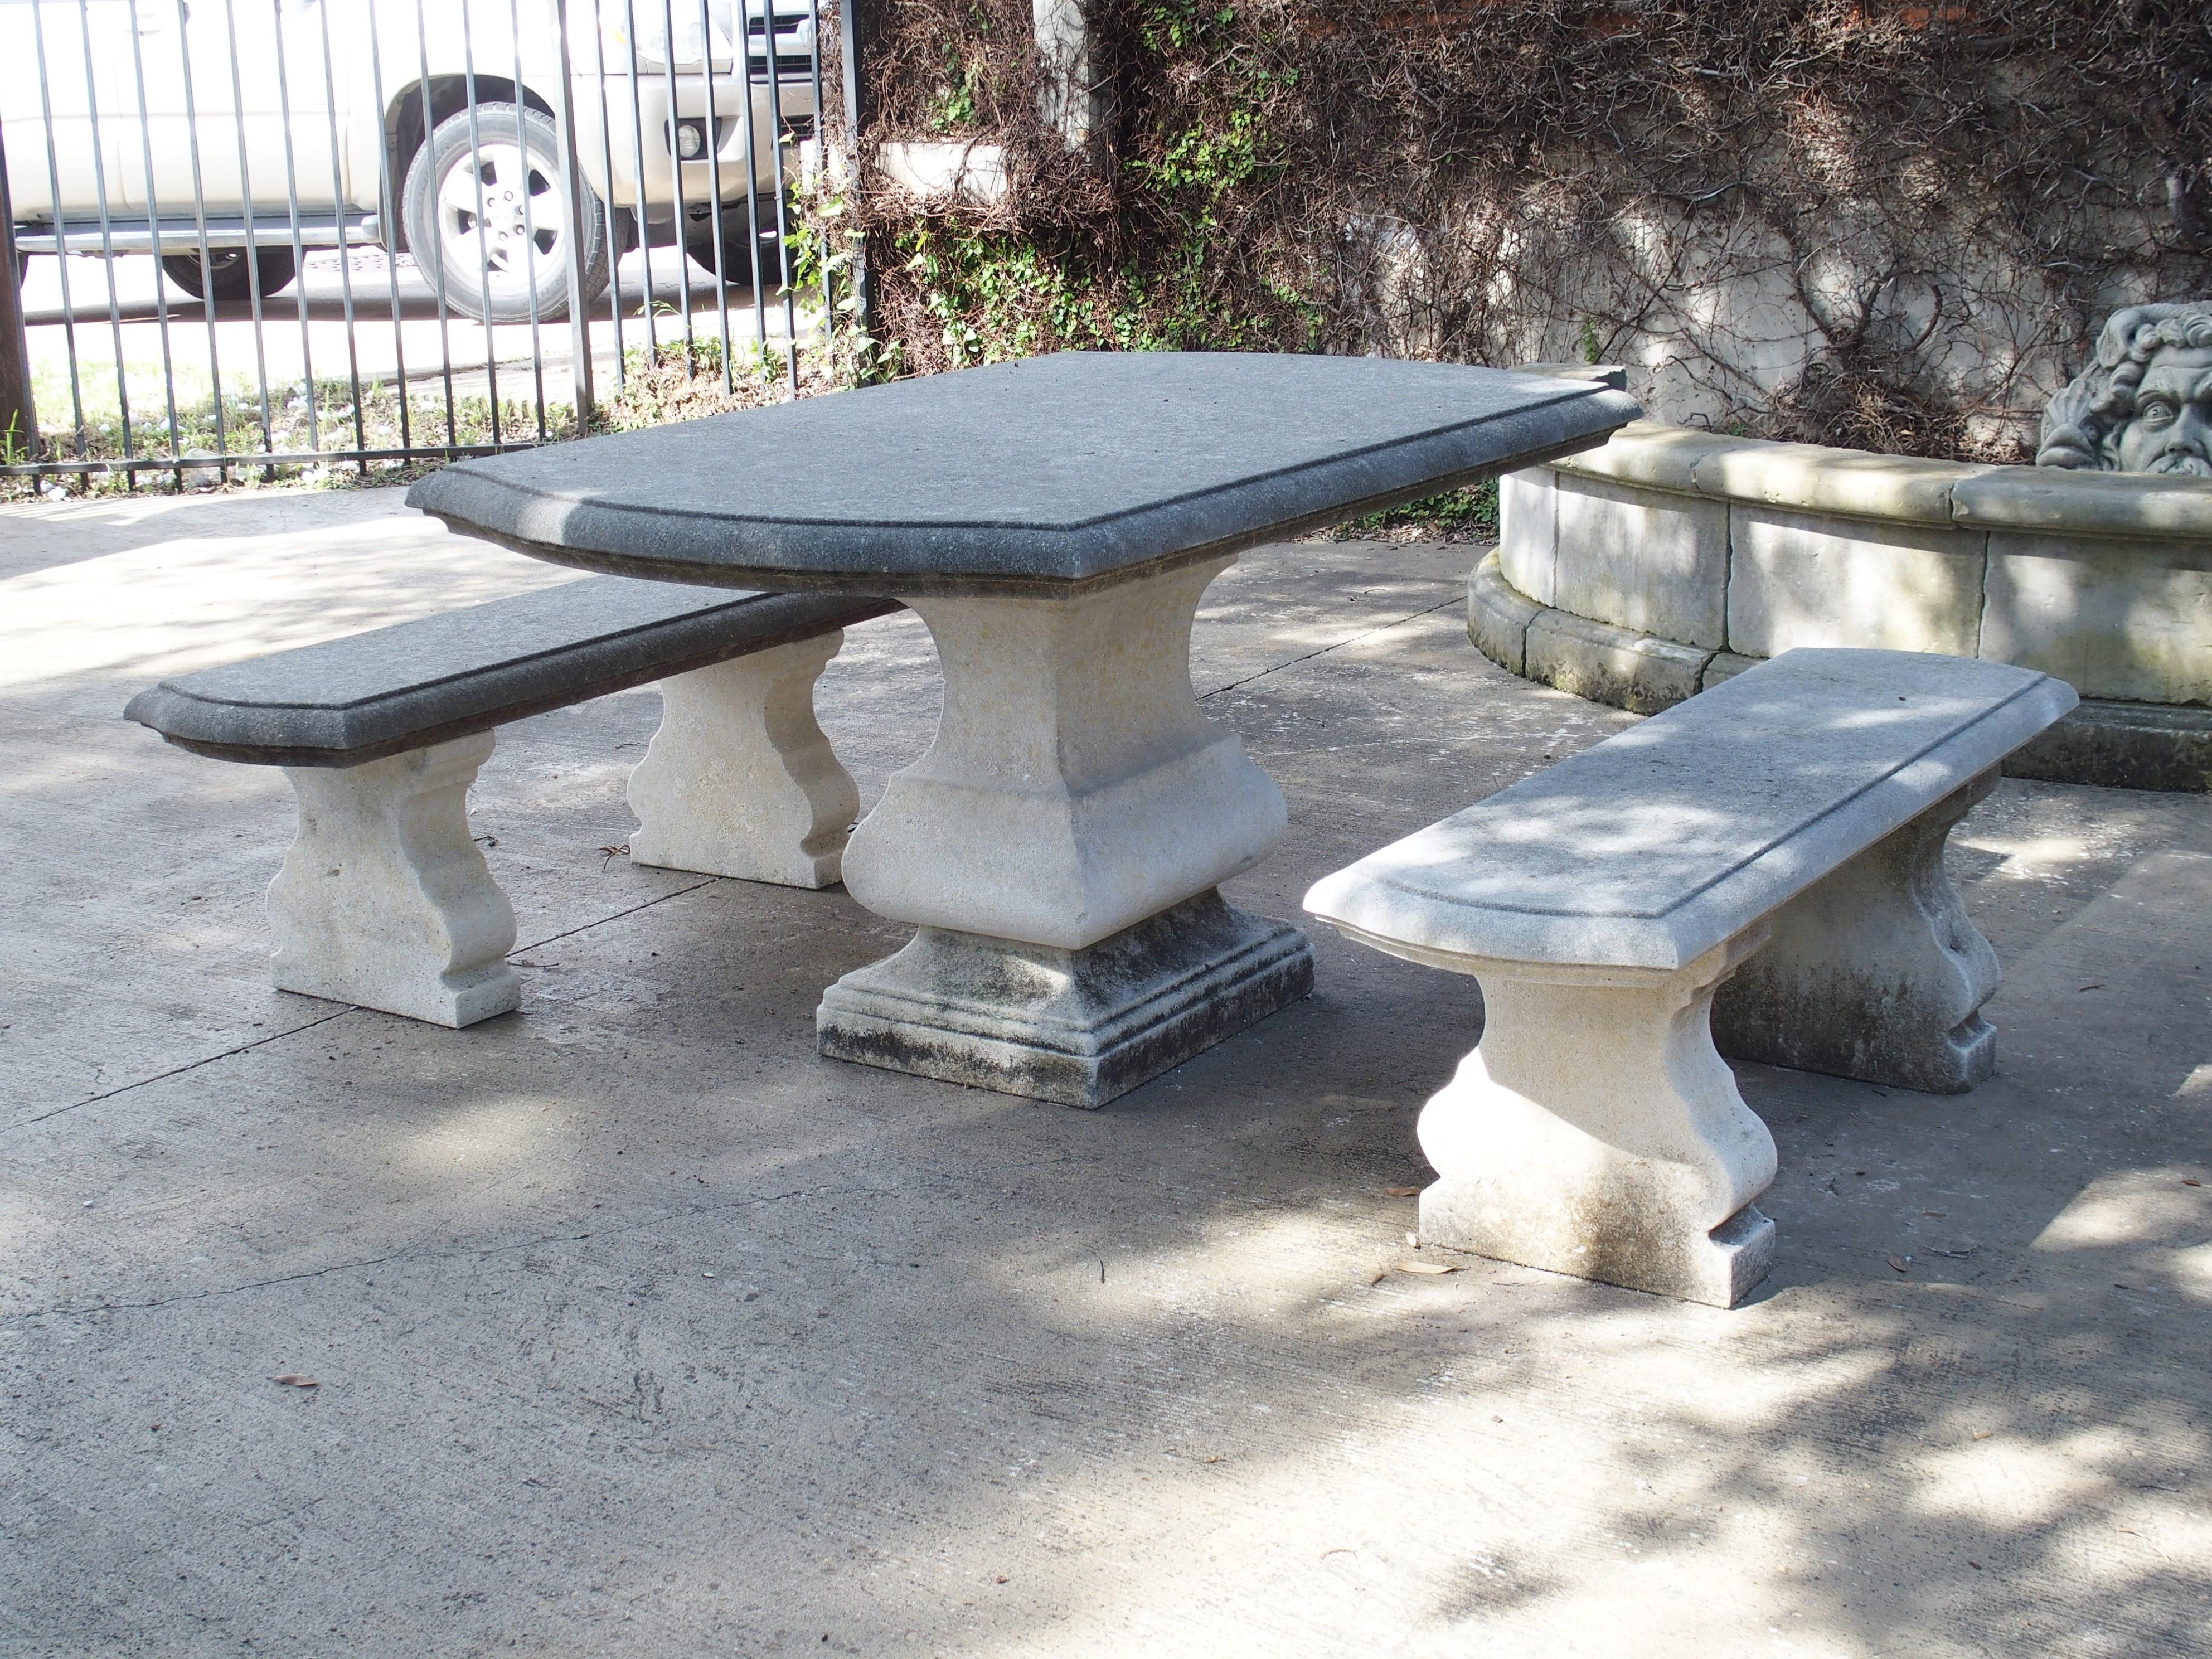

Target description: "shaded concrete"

left=1, top=489, right=2208, bottom=1657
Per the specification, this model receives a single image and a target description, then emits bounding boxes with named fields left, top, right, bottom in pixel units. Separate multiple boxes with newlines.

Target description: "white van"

left=1, top=0, right=822, bottom=320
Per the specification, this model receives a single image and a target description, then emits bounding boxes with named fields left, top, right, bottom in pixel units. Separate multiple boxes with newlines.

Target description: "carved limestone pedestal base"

left=269, top=733, right=520, bottom=1027
left=626, top=631, right=860, bottom=887
left=1713, top=772, right=2000, bottom=1092
left=818, top=890, right=1313, bottom=1107
left=823, top=557, right=1308, bottom=1104
left=1418, top=933, right=1778, bottom=1307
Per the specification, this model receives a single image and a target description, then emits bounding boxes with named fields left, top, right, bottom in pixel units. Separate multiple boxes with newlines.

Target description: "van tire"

left=403, top=101, right=610, bottom=324
left=162, top=247, right=299, bottom=303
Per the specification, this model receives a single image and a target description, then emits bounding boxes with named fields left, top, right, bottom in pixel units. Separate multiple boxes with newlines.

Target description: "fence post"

left=837, top=0, right=876, bottom=348
left=552, top=0, right=596, bottom=431
left=0, top=129, right=38, bottom=464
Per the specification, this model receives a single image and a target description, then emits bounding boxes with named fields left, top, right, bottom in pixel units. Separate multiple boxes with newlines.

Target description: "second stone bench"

left=125, top=576, right=898, bottom=1028
left=1303, top=647, right=2077, bottom=1307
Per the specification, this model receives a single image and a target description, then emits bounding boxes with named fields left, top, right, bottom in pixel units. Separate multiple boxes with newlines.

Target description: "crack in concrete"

left=1199, top=594, right=1463, bottom=701
left=0, top=1186, right=852, bottom=1324
left=8, top=1005, right=362, bottom=1132
left=510, top=877, right=722, bottom=955
left=8, top=880, right=724, bottom=1137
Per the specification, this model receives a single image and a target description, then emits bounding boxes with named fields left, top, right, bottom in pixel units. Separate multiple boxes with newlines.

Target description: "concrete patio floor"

left=2, top=486, right=2207, bottom=1657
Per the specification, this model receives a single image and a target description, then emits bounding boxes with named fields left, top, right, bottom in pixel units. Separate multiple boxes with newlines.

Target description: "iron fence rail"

left=0, top=0, right=843, bottom=485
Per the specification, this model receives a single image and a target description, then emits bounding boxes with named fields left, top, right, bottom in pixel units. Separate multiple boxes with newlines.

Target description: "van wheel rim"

left=435, top=141, right=565, bottom=300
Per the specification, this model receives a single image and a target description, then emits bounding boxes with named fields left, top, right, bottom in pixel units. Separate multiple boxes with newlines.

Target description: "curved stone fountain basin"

left=1474, top=420, right=2212, bottom=790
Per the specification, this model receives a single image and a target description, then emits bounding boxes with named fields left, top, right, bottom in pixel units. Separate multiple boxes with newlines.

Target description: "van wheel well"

left=383, top=76, right=557, bottom=254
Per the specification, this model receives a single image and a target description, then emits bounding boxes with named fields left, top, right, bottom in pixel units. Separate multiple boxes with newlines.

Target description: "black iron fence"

left=0, top=0, right=852, bottom=487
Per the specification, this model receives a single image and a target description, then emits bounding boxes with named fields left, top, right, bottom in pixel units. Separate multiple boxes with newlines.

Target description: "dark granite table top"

left=408, top=352, right=1638, bottom=597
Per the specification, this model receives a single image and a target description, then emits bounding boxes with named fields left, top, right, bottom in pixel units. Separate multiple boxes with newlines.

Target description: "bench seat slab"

left=1713, top=772, right=2001, bottom=1092
left=269, top=733, right=520, bottom=1027
left=1415, top=933, right=1778, bottom=1307
left=627, top=632, right=861, bottom=887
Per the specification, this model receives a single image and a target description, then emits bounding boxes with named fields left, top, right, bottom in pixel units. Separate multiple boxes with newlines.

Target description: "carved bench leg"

left=625, top=632, right=860, bottom=888
left=268, top=733, right=521, bottom=1028
left=1712, top=770, right=2000, bottom=1093
left=1419, top=932, right=1778, bottom=1307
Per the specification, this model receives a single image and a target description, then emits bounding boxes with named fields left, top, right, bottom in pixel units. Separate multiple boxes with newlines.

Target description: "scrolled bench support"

left=1418, top=932, right=1778, bottom=1308
left=268, top=733, right=521, bottom=1029
left=626, top=632, right=860, bottom=888
left=1712, top=770, right=2000, bottom=1093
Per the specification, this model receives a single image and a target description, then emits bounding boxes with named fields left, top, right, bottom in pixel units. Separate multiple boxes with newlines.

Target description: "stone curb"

left=1467, top=552, right=2212, bottom=792
left=1552, top=419, right=2212, bottom=543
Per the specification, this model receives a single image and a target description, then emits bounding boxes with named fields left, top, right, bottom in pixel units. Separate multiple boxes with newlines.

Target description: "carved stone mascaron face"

left=2115, top=343, right=2212, bottom=478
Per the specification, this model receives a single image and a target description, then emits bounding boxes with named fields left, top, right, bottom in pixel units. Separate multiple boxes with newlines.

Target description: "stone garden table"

left=408, top=350, right=1637, bottom=1104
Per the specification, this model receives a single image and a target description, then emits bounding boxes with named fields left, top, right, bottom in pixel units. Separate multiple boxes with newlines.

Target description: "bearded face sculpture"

left=2038, top=302, right=2212, bottom=477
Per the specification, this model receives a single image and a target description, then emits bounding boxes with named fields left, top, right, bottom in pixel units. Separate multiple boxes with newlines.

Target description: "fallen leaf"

left=272, top=1375, right=318, bottom=1388
left=1886, top=1255, right=1909, bottom=1274
left=2185, top=1178, right=2202, bottom=1188
left=1398, top=1261, right=1456, bottom=1275
left=993, top=1575, right=1009, bottom=1585
left=1384, top=1186, right=1422, bottom=1198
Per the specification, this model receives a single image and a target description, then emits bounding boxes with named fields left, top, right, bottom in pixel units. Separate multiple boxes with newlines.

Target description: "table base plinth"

left=816, top=890, right=1314, bottom=1107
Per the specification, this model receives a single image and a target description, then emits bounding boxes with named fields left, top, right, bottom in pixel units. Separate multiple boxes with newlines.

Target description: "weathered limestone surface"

left=1980, top=532, right=2212, bottom=707
left=1551, top=474, right=1729, bottom=648
left=1487, top=420, right=2212, bottom=788
left=1524, top=607, right=1709, bottom=715
left=826, top=559, right=1314, bottom=1102
left=2037, top=301, right=2212, bottom=475
left=269, top=734, right=520, bottom=1027
left=1305, top=648, right=2077, bottom=1304
left=1726, top=504, right=1986, bottom=658
left=1495, top=468, right=1558, bottom=605
left=1410, top=934, right=1779, bottom=1308
left=817, top=891, right=1314, bottom=1108
left=1711, top=773, right=2002, bottom=1093
left=626, top=634, right=860, bottom=887
left=1466, top=551, right=1541, bottom=676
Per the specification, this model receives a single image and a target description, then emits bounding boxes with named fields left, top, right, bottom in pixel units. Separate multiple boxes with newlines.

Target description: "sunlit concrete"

left=19, top=246, right=810, bottom=429
left=1, top=487, right=2208, bottom=1657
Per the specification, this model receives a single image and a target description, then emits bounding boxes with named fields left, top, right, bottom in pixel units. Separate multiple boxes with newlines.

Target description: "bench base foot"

left=270, top=734, right=520, bottom=1028
left=1713, top=771, right=2000, bottom=1093
left=627, top=632, right=860, bottom=887
left=816, top=890, right=1314, bottom=1107
left=1415, top=935, right=1778, bottom=1307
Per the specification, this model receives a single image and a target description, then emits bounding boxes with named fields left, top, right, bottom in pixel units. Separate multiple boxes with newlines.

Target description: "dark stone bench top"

left=406, top=352, right=1641, bottom=597
left=1306, top=649, right=2079, bottom=974
left=125, top=576, right=898, bottom=767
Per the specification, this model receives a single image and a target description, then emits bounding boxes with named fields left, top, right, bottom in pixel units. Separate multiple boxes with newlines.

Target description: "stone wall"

left=1476, top=423, right=2212, bottom=790
left=846, top=3, right=2212, bottom=460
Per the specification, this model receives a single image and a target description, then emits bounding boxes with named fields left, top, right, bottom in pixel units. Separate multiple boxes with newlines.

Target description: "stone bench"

left=125, top=577, right=898, bottom=1029
left=1303, top=648, right=2078, bottom=1307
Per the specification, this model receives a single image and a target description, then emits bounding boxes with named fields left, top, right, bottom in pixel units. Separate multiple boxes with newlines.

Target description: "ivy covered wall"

left=824, top=1, right=2212, bottom=461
